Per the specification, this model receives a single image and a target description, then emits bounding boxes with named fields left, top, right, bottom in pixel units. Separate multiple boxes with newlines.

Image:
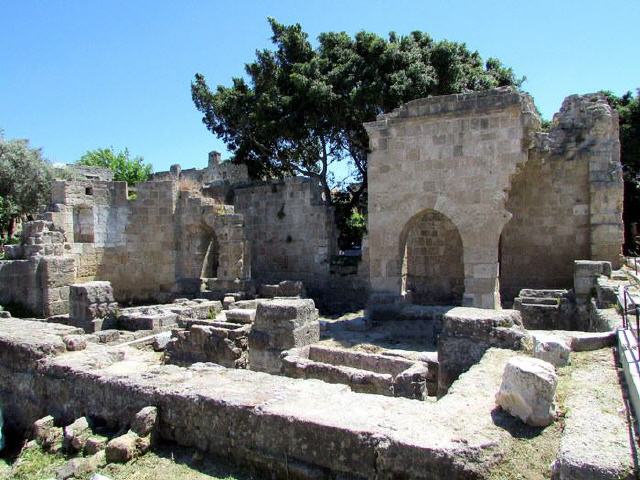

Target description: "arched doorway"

left=200, top=232, right=219, bottom=280
left=400, top=209, right=464, bottom=305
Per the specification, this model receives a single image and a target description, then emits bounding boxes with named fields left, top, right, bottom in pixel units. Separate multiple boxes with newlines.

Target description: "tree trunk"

left=7, top=216, right=16, bottom=239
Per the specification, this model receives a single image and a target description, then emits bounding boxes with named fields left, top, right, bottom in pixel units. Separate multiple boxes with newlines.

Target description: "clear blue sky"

left=1, top=0, right=638, bottom=174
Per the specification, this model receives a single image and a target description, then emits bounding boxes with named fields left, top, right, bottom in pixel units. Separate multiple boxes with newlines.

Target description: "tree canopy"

left=192, top=18, right=522, bottom=207
left=0, top=134, right=52, bottom=238
left=77, top=147, right=152, bottom=185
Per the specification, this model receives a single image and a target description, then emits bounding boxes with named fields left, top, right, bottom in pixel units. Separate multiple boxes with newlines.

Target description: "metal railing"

left=621, top=285, right=640, bottom=339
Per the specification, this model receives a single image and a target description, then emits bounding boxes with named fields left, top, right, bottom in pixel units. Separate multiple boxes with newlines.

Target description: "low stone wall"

left=0, top=318, right=633, bottom=479
left=437, top=307, right=530, bottom=395
left=165, top=322, right=250, bottom=368
left=282, top=344, right=435, bottom=398
left=0, top=318, right=522, bottom=478
left=117, top=299, right=222, bottom=332
left=513, top=289, right=576, bottom=330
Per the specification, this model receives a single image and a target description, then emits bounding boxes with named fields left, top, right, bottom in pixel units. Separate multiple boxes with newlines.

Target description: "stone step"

left=517, top=297, right=560, bottom=306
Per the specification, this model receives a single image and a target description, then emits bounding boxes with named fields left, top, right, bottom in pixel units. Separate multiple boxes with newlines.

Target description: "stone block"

left=249, top=298, right=320, bottom=374
left=63, top=417, right=91, bottom=453
left=254, top=298, right=317, bottom=330
left=131, top=406, right=158, bottom=437
left=532, top=333, right=571, bottom=367
left=225, top=308, right=255, bottom=324
left=33, top=416, right=62, bottom=451
left=105, top=432, right=138, bottom=463
left=69, top=281, right=118, bottom=332
left=496, top=356, right=557, bottom=427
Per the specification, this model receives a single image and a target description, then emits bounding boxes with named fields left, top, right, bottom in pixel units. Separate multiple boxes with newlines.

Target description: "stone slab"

left=552, top=348, right=634, bottom=479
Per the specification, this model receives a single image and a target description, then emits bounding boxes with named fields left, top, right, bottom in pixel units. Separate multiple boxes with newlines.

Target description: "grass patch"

left=0, top=441, right=254, bottom=480
left=92, top=444, right=253, bottom=480
left=487, top=349, right=612, bottom=480
left=0, top=444, right=67, bottom=480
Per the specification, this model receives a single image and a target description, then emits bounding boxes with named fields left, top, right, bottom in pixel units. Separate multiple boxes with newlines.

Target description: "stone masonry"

left=365, top=87, right=623, bottom=309
left=248, top=298, right=320, bottom=374
left=365, top=88, right=539, bottom=309
left=68, top=281, right=118, bottom=332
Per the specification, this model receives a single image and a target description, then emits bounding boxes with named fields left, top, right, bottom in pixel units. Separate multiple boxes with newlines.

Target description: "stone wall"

left=500, top=154, right=590, bottom=298
left=500, top=93, right=623, bottom=300
left=365, top=88, right=539, bottom=308
left=0, top=259, right=41, bottom=314
left=233, top=177, right=336, bottom=291
left=0, top=176, right=253, bottom=314
left=365, top=87, right=623, bottom=309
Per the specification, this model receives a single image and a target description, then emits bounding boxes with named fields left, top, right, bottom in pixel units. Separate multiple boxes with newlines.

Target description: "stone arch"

left=399, top=209, right=465, bottom=305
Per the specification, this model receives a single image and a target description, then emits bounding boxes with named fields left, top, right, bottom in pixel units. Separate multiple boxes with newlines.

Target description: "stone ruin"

left=0, top=87, right=636, bottom=479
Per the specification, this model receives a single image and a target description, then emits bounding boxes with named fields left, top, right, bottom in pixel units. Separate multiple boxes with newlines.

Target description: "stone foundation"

left=281, top=344, right=436, bottom=398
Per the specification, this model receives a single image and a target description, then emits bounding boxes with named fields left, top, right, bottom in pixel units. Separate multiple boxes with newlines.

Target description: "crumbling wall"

left=501, top=93, right=623, bottom=300
left=233, top=177, right=336, bottom=291
left=500, top=155, right=590, bottom=299
left=0, top=259, right=41, bottom=314
left=92, top=181, right=179, bottom=301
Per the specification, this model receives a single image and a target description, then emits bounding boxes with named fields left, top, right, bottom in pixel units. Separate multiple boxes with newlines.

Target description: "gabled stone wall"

left=365, top=87, right=539, bottom=308
left=365, top=87, right=623, bottom=309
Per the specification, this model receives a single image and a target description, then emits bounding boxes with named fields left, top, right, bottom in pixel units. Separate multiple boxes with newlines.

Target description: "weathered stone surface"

left=90, top=474, right=112, bottom=480
left=151, top=331, right=172, bottom=351
left=56, top=451, right=105, bottom=479
left=105, top=432, right=138, bottom=463
left=513, top=289, right=577, bottom=330
left=259, top=280, right=306, bottom=298
left=552, top=349, right=634, bottom=479
left=496, top=356, right=557, bottom=426
left=1, top=317, right=634, bottom=480
left=56, top=457, right=88, bottom=480
left=224, top=308, right=255, bottom=324
left=438, top=307, right=529, bottom=394
left=33, top=416, right=62, bottom=451
left=222, top=296, right=235, bottom=310
left=118, top=307, right=178, bottom=331
left=84, top=435, right=107, bottom=455
left=574, top=260, right=613, bottom=303
left=63, top=334, right=87, bottom=351
left=282, top=344, right=433, bottom=399
left=63, top=416, right=91, bottom=452
left=532, top=333, right=571, bottom=367
left=249, top=298, right=320, bottom=374
left=131, top=406, right=158, bottom=437
left=165, top=323, right=249, bottom=368
left=69, top=281, right=117, bottom=332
